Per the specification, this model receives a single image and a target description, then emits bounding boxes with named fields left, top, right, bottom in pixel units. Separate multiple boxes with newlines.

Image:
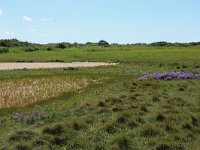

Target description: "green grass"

left=0, top=46, right=200, bottom=65
left=0, top=45, right=199, bottom=149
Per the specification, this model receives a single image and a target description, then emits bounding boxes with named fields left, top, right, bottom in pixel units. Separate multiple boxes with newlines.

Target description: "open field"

left=0, top=45, right=199, bottom=149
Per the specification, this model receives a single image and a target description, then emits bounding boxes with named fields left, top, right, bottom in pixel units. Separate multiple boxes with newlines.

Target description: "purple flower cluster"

left=12, top=105, right=42, bottom=122
left=139, top=72, right=200, bottom=80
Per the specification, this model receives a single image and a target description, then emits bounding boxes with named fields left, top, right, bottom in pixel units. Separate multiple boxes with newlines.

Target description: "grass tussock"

left=42, top=124, right=64, bottom=135
left=9, top=131, right=35, bottom=142
left=141, top=125, right=162, bottom=137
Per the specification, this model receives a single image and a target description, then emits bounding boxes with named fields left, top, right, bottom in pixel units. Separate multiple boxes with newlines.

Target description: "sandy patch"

left=0, top=62, right=117, bottom=70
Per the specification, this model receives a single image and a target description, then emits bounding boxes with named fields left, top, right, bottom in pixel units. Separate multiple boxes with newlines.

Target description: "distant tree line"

left=0, top=39, right=200, bottom=49
left=0, top=39, right=40, bottom=47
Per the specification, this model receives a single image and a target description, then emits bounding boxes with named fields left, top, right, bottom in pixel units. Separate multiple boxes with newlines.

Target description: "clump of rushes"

left=105, top=97, right=122, bottom=104
left=191, top=116, right=199, bottom=126
left=9, top=130, right=35, bottom=142
left=116, top=115, right=127, bottom=124
left=14, top=144, right=31, bottom=150
left=43, top=124, right=64, bottom=135
left=178, top=87, right=185, bottom=91
left=33, top=138, right=46, bottom=147
left=156, top=144, right=184, bottom=150
left=140, top=105, right=148, bottom=112
left=156, top=113, right=166, bottom=122
left=182, top=123, right=192, bottom=130
left=141, top=125, right=161, bottom=137
left=128, top=120, right=138, bottom=129
left=116, top=136, right=130, bottom=150
left=136, top=117, right=146, bottom=124
left=50, top=136, right=68, bottom=145
left=97, top=101, right=106, bottom=107
left=112, top=107, right=123, bottom=112
left=152, top=96, right=160, bottom=102
left=105, top=123, right=116, bottom=134
left=165, top=124, right=174, bottom=133
left=71, top=121, right=82, bottom=130
left=156, top=144, right=171, bottom=150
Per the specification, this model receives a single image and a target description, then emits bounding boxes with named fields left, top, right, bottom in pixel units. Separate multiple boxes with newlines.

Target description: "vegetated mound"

left=139, top=72, right=200, bottom=80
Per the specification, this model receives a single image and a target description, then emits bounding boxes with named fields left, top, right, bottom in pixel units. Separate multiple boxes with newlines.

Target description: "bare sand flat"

left=0, top=62, right=117, bottom=70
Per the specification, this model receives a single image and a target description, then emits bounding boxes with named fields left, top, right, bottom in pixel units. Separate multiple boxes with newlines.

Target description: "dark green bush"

left=24, top=47, right=39, bottom=52
left=0, top=47, right=9, bottom=54
left=98, top=40, right=109, bottom=47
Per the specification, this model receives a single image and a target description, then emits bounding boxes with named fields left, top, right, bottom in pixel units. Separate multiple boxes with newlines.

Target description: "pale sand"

left=0, top=62, right=117, bottom=70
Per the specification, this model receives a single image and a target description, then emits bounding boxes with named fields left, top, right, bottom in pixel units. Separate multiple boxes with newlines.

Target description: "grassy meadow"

left=0, top=44, right=200, bottom=150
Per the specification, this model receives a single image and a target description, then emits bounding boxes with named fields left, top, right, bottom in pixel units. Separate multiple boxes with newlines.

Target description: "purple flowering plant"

left=139, top=72, right=200, bottom=80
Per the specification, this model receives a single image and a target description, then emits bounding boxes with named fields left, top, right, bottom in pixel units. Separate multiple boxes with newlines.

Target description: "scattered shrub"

left=46, top=47, right=53, bottom=51
left=57, top=43, right=67, bottom=49
left=0, top=47, right=9, bottom=54
left=98, top=40, right=109, bottom=47
left=24, top=47, right=39, bottom=52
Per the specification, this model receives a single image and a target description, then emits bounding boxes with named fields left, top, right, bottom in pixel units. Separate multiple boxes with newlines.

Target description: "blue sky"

left=0, top=0, right=200, bottom=44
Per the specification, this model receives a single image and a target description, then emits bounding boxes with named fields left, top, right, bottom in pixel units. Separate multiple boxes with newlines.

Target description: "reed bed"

left=0, top=76, right=93, bottom=108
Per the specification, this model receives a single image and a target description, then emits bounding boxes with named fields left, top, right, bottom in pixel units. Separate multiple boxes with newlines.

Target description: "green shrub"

left=98, top=40, right=109, bottom=47
left=0, top=47, right=9, bottom=54
left=24, top=47, right=39, bottom=52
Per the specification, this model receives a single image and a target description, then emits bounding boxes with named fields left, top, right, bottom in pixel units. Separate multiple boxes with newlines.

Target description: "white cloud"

left=22, top=16, right=33, bottom=22
left=29, top=28, right=37, bottom=32
left=40, top=18, right=53, bottom=22
left=3, top=31, right=15, bottom=36
left=0, top=9, right=3, bottom=16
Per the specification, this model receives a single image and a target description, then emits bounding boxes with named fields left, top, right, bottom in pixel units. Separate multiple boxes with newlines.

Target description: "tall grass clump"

left=0, top=76, right=94, bottom=108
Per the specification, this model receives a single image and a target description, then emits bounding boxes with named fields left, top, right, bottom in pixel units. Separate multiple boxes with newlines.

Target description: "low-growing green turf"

left=0, top=46, right=200, bottom=66
left=0, top=45, right=199, bottom=149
